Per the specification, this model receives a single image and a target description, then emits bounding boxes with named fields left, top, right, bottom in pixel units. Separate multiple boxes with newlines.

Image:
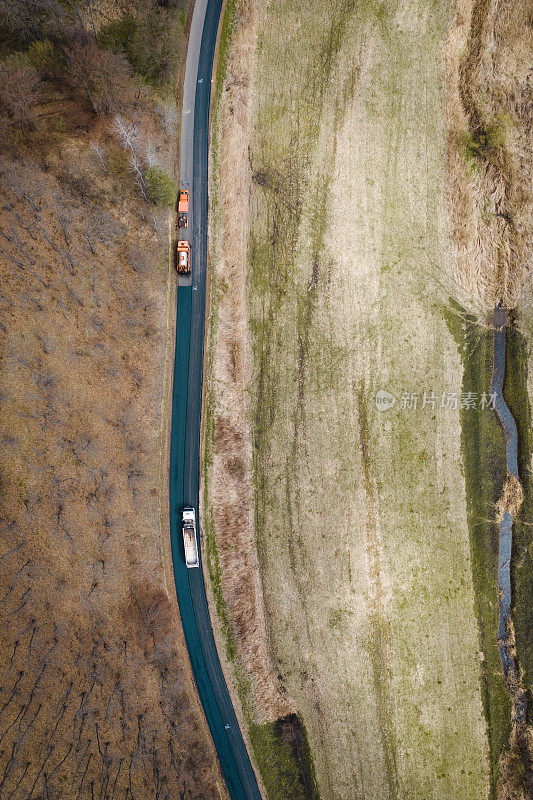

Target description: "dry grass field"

left=446, top=0, right=532, bottom=312
left=207, top=0, right=533, bottom=797
left=204, top=0, right=289, bottom=723
left=245, top=2, right=491, bottom=798
left=206, top=0, right=499, bottom=798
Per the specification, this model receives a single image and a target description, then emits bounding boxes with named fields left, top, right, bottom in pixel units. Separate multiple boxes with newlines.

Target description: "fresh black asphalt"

left=168, top=2, right=263, bottom=799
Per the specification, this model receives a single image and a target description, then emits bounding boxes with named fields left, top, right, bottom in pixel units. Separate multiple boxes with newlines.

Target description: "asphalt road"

left=168, top=2, right=263, bottom=799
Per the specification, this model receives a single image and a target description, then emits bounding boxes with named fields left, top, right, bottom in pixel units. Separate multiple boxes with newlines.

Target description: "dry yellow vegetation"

left=0, top=150, right=226, bottom=800
left=446, top=2, right=533, bottom=795
left=207, top=0, right=504, bottom=798
left=204, top=0, right=289, bottom=724
left=446, top=0, right=532, bottom=311
left=0, top=2, right=229, bottom=798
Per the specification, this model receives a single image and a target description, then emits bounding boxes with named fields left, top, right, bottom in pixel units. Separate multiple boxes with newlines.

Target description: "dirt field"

left=206, top=0, right=504, bottom=798
left=0, top=3, right=229, bottom=798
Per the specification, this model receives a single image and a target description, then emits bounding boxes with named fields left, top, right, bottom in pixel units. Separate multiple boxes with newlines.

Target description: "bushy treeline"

left=0, top=0, right=187, bottom=90
left=0, top=0, right=187, bottom=122
left=0, top=0, right=184, bottom=206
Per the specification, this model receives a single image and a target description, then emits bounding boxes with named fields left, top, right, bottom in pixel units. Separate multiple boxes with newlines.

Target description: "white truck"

left=182, top=507, right=199, bottom=568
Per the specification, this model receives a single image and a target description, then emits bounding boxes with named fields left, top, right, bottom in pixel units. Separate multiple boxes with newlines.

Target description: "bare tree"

left=66, top=41, right=131, bottom=116
left=156, top=103, right=179, bottom=137
left=0, top=0, right=67, bottom=41
left=90, top=142, right=107, bottom=173
left=0, top=63, right=39, bottom=128
left=112, top=116, right=147, bottom=199
left=112, top=116, right=139, bottom=154
left=145, top=138, right=158, bottom=169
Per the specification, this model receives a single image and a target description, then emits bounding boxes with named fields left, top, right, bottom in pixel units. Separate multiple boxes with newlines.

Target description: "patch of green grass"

left=249, top=715, right=320, bottom=800
left=209, top=0, right=237, bottom=230
left=503, top=327, right=533, bottom=717
left=445, top=302, right=511, bottom=796
left=214, top=0, right=237, bottom=98
left=461, top=122, right=504, bottom=163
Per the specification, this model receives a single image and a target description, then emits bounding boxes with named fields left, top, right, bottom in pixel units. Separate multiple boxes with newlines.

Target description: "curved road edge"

left=168, top=2, right=263, bottom=800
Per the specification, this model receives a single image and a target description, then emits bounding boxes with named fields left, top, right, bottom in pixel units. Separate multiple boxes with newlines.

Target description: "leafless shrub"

left=112, top=115, right=147, bottom=198
left=155, top=102, right=179, bottom=137
left=90, top=142, right=106, bottom=173
left=83, top=209, right=124, bottom=251
left=0, top=62, right=40, bottom=128
left=66, top=40, right=131, bottom=116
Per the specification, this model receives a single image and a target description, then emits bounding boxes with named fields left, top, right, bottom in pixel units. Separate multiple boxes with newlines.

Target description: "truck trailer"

left=182, top=508, right=199, bottom=568
left=178, top=190, right=189, bottom=213
left=178, top=189, right=189, bottom=229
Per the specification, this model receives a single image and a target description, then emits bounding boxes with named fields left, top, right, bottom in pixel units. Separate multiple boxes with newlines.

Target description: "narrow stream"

left=490, top=305, right=527, bottom=727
